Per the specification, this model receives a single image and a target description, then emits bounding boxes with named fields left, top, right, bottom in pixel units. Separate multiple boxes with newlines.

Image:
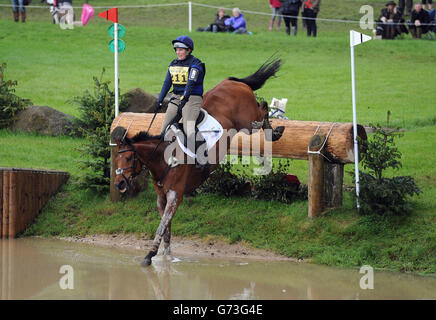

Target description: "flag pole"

left=114, top=20, right=119, bottom=118
left=188, top=1, right=192, bottom=32
left=350, top=32, right=360, bottom=210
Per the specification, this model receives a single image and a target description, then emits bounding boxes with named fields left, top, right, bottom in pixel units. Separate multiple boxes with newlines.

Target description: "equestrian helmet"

left=172, top=35, right=194, bottom=51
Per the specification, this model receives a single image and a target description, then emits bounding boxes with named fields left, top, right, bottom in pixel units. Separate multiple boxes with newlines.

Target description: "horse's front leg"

left=156, top=193, right=172, bottom=255
left=163, top=222, right=172, bottom=256
left=142, top=190, right=181, bottom=266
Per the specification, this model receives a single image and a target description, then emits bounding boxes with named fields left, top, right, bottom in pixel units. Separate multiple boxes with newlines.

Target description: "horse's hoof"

left=141, top=258, right=152, bottom=267
left=272, top=126, right=285, bottom=141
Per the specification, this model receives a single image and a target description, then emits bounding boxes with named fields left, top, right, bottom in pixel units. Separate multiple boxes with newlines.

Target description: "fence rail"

left=0, top=167, right=69, bottom=238
left=1, top=2, right=427, bottom=27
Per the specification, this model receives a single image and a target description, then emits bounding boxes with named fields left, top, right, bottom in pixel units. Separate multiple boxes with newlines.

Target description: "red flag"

left=98, top=7, right=118, bottom=23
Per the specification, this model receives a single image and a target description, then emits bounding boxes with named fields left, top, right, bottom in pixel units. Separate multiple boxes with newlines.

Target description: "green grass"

left=0, top=1, right=435, bottom=127
left=0, top=0, right=435, bottom=274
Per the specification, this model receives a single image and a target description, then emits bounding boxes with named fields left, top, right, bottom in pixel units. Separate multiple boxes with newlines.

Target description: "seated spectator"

left=408, top=3, right=431, bottom=38
left=375, top=1, right=407, bottom=39
left=429, top=8, right=436, bottom=33
left=197, top=8, right=230, bottom=33
left=225, top=8, right=251, bottom=34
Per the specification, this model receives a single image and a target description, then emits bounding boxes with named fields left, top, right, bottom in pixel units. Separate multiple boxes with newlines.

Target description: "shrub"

left=252, top=159, right=307, bottom=203
left=199, top=158, right=307, bottom=203
left=0, top=62, right=31, bottom=129
left=355, top=124, right=421, bottom=215
left=71, top=68, right=128, bottom=193
left=199, top=161, right=252, bottom=197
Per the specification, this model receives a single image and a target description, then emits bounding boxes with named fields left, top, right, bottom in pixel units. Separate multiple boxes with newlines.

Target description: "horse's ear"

left=111, top=126, right=127, bottom=144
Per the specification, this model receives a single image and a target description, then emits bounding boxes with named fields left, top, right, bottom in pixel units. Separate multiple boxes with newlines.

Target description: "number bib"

left=169, top=66, right=189, bottom=85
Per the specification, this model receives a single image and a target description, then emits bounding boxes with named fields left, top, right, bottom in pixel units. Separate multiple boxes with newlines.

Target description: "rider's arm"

left=157, top=70, right=172, bottom=103
left=180, top=66, right=202, bottom=102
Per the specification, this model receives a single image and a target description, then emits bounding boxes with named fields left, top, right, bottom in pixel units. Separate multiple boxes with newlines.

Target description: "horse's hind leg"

left=142, top=190, right=181, bottom=266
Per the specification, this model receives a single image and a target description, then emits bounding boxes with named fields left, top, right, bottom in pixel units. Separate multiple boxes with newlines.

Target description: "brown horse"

left=111, top=58, right=284, bottom=266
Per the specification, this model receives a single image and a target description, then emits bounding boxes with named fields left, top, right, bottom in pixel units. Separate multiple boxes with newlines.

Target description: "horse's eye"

left=126, top=156, right=132, bottom=161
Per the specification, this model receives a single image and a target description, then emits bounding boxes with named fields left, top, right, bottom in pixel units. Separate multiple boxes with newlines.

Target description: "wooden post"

left=2, top=171, right=9, bottom=239
left=324, top=163, right=344, bottom=208
left=8, top=171, right=17, bottom=238
left=110, top=145, right=121, bottom=202
left=308, top=135, right=326, bottom=218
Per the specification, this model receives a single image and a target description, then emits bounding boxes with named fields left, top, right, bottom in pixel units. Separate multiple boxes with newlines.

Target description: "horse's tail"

left=228, top=57, right=282, bottom=92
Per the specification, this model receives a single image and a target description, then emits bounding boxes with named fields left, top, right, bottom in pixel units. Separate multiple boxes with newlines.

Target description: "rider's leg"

left=160, top=95, right=180, bottom=135
left=182, top=95, right=202, bottom=143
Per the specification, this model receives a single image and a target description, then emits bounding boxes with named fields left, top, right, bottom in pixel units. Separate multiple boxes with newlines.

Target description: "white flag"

left=350, top=30, right=371, bottom=47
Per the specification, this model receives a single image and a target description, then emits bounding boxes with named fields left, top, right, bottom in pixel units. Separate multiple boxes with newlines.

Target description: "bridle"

left=115, top=133, right=170, bottom=189
left=115, top=147, right=143, bottom=189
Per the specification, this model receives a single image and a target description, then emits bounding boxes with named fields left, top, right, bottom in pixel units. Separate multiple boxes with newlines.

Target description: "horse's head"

left=111, top=126, right=143, bottom=193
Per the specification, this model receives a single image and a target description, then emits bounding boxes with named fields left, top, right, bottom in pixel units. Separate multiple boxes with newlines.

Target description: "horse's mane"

left=131, top=131, right=162, bottom=142
left=228, top=56, right=282, bottom=92
left=111, top=126, right=161, bottom=144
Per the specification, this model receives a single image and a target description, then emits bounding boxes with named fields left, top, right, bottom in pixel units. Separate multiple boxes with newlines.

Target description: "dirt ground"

left=59, top=234, right=301, bottom=262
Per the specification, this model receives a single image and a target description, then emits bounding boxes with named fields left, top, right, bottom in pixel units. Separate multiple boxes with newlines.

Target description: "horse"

left=110, top=58, right=285, bottom=266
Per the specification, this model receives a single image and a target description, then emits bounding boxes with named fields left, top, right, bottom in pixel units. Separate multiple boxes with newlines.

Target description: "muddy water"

left=0, top=238, right=435, bottom=300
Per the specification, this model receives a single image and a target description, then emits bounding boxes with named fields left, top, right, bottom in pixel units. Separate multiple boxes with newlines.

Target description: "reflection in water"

left=0, top=238, right=435, bottom=300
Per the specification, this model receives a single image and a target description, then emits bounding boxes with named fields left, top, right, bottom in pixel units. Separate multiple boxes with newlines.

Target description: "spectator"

left=225, top=8, right=251, bottom=34
left=269, top=0, right=282, bottom=31
left=376, top=1, right=406, bottom=39
left=429, top=8, right=436, bottom=33
left=421, top=0, right=433, bottom=10
left=57, top=0, right=74, bottom=25
left=409, top=3, right=431, bottom=38
left=11, top=0, right=26, bottom=23
left=197, top=8, right=230, bottom=33
left=279, top=0, right=302, bottom=36
left=398, top=0, right=413, bottom=16
left=302, top=0, right=321, bottom=37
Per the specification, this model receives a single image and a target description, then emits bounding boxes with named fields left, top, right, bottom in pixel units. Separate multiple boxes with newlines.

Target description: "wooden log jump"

left=0, top=168, right=69, bottom=238
left=110, top=113, right=367, bottom=217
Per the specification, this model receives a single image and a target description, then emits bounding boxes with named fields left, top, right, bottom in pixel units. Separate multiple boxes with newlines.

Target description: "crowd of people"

left=9, top=0, right=435, bottom=40
left=374, top=1, right=435, bottom=39
left=197, top=1, right=321, bottom=37
left=197, top=7, right=252, bottom=34
left=196, top=0, right=435, bottom=40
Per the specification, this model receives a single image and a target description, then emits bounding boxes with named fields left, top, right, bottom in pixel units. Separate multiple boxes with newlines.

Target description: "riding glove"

left=154, top=101, right=163, bottom=113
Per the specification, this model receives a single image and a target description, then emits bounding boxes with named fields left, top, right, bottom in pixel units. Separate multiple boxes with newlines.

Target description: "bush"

left=200, top=161, right=252, bottom=197
left=0, top=62, right=31, bottom=129
left=356, top=124, right=421, bottom=215
left=199, top=158, right=307, bottom=203
left=71, top=68, right=128, bottom=193
left=252, top=159, right=307, bottom=203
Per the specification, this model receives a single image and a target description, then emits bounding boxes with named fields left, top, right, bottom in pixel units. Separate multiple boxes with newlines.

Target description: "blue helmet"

left=172, top=35, right=194, bottom=51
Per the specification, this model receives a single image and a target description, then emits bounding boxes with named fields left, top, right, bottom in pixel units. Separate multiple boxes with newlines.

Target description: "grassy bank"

left=0, top=0, right=435, bottom=274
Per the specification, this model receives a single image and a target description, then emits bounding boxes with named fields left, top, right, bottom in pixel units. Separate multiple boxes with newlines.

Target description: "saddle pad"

left=175, top=110, right=224, bottom=159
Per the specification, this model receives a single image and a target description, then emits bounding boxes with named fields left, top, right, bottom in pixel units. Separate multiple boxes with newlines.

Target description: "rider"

left=155, top=36, right=206, bottom=150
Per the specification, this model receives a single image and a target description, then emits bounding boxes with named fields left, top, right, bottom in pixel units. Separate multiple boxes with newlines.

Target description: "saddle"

left=168, top=109, right=208, bottom=157
left=166, top=109, right=223, bottom=168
